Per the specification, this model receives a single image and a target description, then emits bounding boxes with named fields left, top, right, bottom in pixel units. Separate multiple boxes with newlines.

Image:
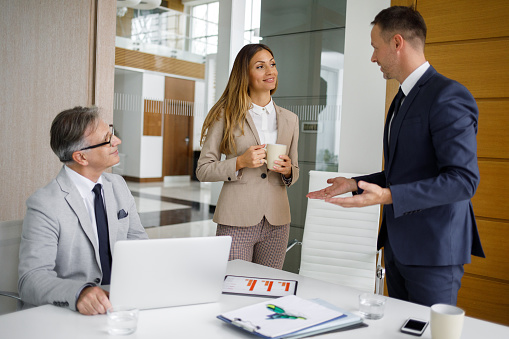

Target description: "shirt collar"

left=250, top=98, right=275, bottom=116
left=64, top=165, right=104, bottom=198
left=401, top=61, right=430, bottom=96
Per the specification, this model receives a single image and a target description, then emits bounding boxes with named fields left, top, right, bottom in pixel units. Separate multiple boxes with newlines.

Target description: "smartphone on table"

left=400, top=318, right=429, bottom=336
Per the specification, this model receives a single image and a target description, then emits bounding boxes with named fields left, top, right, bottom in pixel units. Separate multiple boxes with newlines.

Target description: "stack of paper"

left=217, top=295, right=363, bottom=338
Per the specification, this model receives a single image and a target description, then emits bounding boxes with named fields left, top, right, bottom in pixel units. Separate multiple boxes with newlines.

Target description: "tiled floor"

left=126, top=180, right=217, bottom=239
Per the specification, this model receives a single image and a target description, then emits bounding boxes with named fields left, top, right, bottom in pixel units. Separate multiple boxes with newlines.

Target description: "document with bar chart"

left=222, top=275, right=298, bottom=297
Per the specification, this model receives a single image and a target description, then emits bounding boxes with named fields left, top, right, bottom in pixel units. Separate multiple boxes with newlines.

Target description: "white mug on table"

left=430, top=304, right=465, bottom=339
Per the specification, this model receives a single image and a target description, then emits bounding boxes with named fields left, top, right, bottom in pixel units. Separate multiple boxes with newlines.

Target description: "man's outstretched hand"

left=306, top=176, right=358, bottom=200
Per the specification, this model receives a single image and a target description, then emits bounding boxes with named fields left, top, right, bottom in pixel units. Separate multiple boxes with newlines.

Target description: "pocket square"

left=117, top=209, right=128, bottom=219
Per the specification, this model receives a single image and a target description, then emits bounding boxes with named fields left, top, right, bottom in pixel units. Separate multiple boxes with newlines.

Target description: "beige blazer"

left=197, top=103, right=299, bottom=226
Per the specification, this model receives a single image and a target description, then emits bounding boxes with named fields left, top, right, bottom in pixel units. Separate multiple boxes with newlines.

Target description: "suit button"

left=227, top=177, right=231, bottom=181
left=94, top=278, right=100, bottom=284
left=261, top=173, right=267, bottom=179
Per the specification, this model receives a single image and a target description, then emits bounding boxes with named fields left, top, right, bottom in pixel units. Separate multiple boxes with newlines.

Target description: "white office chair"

left=299, top=170, right=385, bottom=294
left=0, top=219, right=23, bottom=315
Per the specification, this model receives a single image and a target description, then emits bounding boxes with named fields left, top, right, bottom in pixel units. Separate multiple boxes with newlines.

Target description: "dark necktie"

left=92, top=184, right=112, bottom=285
left=392, top=87, right=405, bottom=118
left=388, top=87, right=406, bottom=146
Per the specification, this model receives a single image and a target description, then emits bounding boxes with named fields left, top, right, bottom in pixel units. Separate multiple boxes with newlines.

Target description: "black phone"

left=400, top=318, right=429, bottom=336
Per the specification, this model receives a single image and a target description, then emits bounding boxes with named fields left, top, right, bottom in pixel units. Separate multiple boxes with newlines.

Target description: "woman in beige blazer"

left=196, top=44, right=299, bottom=269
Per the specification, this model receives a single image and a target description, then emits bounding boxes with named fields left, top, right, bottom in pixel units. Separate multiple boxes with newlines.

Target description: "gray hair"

left=50, top=106, right=99, bottom=163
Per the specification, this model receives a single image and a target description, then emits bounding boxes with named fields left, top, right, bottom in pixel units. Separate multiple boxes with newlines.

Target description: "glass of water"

left=358, top=293, right=386, bottom=320
left=107, top=306, right=139, bottom=335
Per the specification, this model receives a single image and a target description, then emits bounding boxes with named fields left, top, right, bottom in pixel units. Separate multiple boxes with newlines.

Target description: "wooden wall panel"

left=472, top=161, right=509, bottom=220
left=143, top=100, right=163, bottom=136
left=162, top=77, right=195, bottom=177
left=458, top=275, right=509, bottom=325
left=418, top=0, right=509, bottom=43
left=425, top=40, right=509, bottom=99
left=467, top=219, right=509, bottom=281
left=115, top=47, right=205, bottom=79
left=477, top=99, right=509, bottom=159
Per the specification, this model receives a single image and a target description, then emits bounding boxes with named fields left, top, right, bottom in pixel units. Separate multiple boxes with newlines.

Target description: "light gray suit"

left=18, top=167, right=148, bottom=311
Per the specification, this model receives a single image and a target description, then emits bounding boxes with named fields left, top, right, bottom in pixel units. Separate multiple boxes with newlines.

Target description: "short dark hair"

left=50, top=106, right=99, bottom=163
left=372, top=6, right=427, bottom=48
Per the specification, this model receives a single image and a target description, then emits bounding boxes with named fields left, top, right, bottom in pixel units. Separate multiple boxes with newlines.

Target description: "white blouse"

left=249, top=99, right=277, bottom=144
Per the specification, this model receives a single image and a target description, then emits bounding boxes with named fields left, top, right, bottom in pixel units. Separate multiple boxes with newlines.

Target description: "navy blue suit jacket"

left=356, top=66, right=484, bottom=266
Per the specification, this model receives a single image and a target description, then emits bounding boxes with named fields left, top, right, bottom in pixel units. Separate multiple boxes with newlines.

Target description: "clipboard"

left=217, top=295, right=354, bottom=339
left=222, top=275, right=298, bottom=298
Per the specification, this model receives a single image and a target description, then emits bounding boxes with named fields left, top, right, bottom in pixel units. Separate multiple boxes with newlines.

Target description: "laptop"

left=109, top=236, right=232, bottom=310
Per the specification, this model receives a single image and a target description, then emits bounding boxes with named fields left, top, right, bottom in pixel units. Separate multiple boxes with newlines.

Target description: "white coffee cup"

left=430, top=304, right=465, bottom=339
left=265, top=144, right=287, bottom=170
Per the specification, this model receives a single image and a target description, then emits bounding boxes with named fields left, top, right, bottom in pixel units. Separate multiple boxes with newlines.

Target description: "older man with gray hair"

left=19, top=106, right=148, bottom=315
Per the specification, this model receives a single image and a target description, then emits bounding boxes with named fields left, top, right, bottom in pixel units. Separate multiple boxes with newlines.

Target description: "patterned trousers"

left=216, top=216, right=290, bottom=269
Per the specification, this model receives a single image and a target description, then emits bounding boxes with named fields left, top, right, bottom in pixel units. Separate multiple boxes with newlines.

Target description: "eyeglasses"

left=79, top=125, right=115, bottom=151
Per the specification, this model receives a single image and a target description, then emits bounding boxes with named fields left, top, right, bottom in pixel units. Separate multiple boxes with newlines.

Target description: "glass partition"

left=260, top=0, right=347, bottom=272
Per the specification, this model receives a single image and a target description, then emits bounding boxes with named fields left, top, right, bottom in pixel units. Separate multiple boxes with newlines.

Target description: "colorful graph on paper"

left=222, top=275, right=298, bottom=297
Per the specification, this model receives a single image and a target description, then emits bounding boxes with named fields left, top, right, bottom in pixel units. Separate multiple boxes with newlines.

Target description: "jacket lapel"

left=386, top=66, right=437, bottom=172
left=274, top=103, right=287, bottom=145
left=102, top=177, right=118, bottom=254
left=245, top=108, right=261, bottom=145
left=57, top=167, right=101, bottom=267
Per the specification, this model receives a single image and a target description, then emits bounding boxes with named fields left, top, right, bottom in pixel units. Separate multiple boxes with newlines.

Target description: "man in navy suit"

left=307, top=6, right=484, bottom=306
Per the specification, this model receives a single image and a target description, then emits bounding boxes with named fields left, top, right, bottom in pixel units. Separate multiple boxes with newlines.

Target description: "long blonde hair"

left=200, top=44, right=278, bottom=155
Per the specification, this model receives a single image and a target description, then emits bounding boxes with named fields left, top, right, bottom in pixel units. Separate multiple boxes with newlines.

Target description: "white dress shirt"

left=401, top=61, right=430, bottom=97
left=249, top=99, right=277, bottom=145
left=64, top=165, right=104, bottom=244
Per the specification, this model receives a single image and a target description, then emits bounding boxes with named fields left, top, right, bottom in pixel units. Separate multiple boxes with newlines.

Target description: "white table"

left=0, top=260, right=507, bottom=339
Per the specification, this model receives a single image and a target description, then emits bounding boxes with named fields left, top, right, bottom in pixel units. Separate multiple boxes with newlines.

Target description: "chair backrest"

left=299, top=171, right=380, bottom=293
left=0, top=219, right=23, bottom=315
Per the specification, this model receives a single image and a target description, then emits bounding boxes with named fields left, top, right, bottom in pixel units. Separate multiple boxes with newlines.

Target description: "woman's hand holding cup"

left=272, top=154, right=292, bottom=177
left=236, top=144, right=266, bottom=170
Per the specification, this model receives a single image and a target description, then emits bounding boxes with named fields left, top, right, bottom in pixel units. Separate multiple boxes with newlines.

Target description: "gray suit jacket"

left=18, top=167, right=148, bottom=311
left=196, top=103, right=299, bottom=226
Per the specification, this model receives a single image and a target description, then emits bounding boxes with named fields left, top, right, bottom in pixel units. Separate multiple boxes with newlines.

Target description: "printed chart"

left=222, top=275, right=298, bottom=297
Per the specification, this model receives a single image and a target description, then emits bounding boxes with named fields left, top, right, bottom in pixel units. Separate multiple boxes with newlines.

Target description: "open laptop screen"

left=109, top=236, right=232, bottom=310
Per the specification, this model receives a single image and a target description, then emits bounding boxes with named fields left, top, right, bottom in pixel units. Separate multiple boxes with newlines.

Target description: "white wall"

left=215, top=0, right=246, bottom=101
left=339, top=0, right=390, bottom=174
left=140, top=137, right=163, bottom=177
left=210, top=0, right=247, bottom=203
left=140, top=73, right=164, bottom=178
left=114, top=70, right=164, bottom=179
